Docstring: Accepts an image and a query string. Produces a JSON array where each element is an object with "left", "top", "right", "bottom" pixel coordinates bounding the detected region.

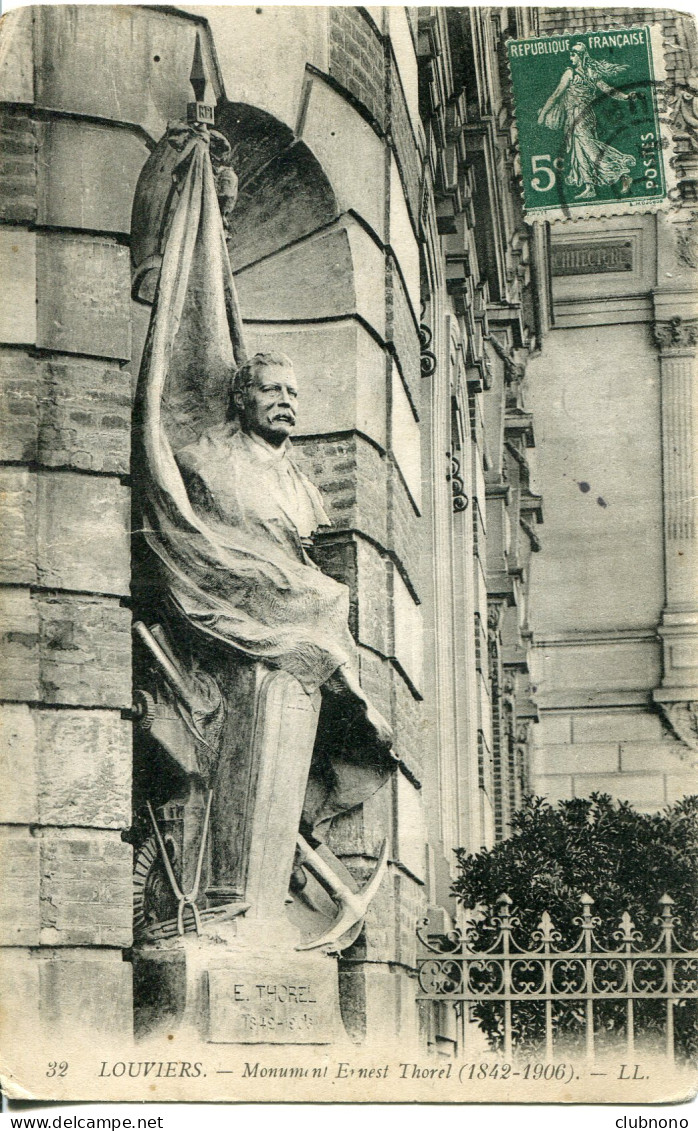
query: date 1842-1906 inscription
[{"left": 207, "top": 966, "right": 336, "bottom": 1044}]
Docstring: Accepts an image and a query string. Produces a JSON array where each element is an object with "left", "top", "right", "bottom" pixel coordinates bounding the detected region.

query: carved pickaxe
[{"left": 294, "top": 835, "right": 388, "bottom": 953}]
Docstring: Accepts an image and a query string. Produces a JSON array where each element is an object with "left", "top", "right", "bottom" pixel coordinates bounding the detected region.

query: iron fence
[{"left": 416, "top": 894, "right": 698, "bottom": 1062}]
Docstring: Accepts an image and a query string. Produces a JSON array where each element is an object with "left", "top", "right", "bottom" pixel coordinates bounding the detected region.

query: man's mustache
[{"left": 270, "top": 411, "right": 295, "bottom": 424}]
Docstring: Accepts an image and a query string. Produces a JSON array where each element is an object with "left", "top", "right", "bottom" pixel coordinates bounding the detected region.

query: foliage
[{"left": 452, "top": 793, "right": 698, "bottom": 1059}]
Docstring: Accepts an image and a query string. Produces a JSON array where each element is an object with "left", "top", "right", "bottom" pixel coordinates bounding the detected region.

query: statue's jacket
[{"left": 167, "top": 422, "right": 355, "bottom": 693}]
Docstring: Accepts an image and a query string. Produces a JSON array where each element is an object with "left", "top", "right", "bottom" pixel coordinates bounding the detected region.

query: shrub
[{"left": 452, "top": 793, "right": 698, "bottom": 1059}]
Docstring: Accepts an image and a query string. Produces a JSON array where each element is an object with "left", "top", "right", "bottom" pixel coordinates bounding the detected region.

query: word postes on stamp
[{"left": 508, "top": 27, "right": 667, "bottom": 218}]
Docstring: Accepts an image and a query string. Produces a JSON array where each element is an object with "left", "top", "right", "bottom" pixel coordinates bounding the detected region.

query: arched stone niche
[
  {"left": 131, "top": 98, "right": 388, "bottom": 449},
  {"left": 215, "top": 101, "right": 338, "bottom": 273}
]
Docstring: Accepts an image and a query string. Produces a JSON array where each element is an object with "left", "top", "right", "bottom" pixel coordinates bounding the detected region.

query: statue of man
[
  {"left": 132, "top": 128, "right": 394, "bottom": 934},
  {"left": 170, "top": 350, "right": 393, "bottom": 833}
]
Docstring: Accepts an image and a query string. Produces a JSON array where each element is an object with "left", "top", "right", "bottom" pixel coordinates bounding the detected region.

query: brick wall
[
  {"left": 294, "top": 433, "right": 389, "bottom": 550},
  {"left": 0, "top": 108, "right": 37, "bottom": 223},
  {"left": 389, "top": 62, "right": 422, "bottom": 230},
  {"left": 329, "top": 7, "right": 386, "bottom": 132},
  {"left": 536, "top": 8, "right": 695, "bottom": 86}
]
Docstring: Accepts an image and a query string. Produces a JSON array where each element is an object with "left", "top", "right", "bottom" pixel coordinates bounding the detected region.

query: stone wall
[
  {"left": 0, "top": 1, "right": 227, "bottom": 1046},
  {"left": 527, "top": 8, "right": 698, "bottom": 807},
  {"left": 0, "top": 2, "right": 434, "bottom": 1049}
]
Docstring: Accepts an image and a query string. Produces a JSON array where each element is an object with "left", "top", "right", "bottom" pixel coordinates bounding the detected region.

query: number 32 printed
[{"left": 46, "top": 1061, "right": 69, "bottom": 1077}]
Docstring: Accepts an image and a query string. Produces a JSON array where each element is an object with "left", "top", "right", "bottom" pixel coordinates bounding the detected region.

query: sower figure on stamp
[
  {"left": 131, "top": 99, "right": 395, "bottom": 955},
  {"left": 538, "top": 42, "right": 637, "bottom": 199}
]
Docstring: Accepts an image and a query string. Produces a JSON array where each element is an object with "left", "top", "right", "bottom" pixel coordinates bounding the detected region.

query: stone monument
[{"left": 128, "top": 41, "right": 396, "bottom": 1044}]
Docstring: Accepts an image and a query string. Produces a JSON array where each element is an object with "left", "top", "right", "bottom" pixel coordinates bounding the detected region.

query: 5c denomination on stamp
[{"left": 508, "top": 26, "right": 670, "bottom": 219}]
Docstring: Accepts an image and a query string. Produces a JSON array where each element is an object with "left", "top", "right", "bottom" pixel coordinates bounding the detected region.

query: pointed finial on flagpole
[{"left": 187, "top": 32, "right": 215, "bottom": 126}]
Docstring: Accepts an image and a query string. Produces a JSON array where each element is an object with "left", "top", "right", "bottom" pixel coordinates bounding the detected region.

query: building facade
[{"left": 0, "top": 4, "right": 695, "bottom": 1056}]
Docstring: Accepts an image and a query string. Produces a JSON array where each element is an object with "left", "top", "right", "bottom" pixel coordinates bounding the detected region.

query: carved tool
[
  {"left": 147, "top": 790, "right": 213, "bottom": 936},
  {"left": 294, "top": 835, "right": 388, "bottom": 953}
]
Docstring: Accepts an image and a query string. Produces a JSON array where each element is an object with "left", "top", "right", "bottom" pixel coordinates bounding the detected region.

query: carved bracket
[
  {"left": 446, "top": 452, "right": 468, "bottom": 512},
  {"left": 419, "top": 321, "right": 437, "bottom": 378},
  {"left": 658, "top": 700, "right": 698, "bottom": 760}
]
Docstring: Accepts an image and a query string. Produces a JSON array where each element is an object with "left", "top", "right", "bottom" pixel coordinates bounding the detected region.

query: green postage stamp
[{"left": 508, "top": 26, "right": 670, "bottom": 218}]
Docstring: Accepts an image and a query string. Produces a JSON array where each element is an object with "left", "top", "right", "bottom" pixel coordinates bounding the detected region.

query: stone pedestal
[
  {"left": 134, "top": 935, "right": 341, "bottom": 1044},
  {"left": 133, "top": 662, "right": 343, "bottom": 1043}
]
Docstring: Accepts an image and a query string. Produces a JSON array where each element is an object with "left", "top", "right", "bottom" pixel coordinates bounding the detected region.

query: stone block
[
  {"left": 37, "top": 233, "right": 130, "bottom": 360},
  {"left": 302, "top": 75, "right": 386, "bottom": 240},
  {"left": 389, "top": 457, "right": 423, "bottom": 593},
  {"left": 36, "top": 472, "right": 130, "bottom": 596},
  {"left": 0, "top": 6, "right": 33, "bottom": 103},
  {"left": 526, "top": 323, "right": 663, "bottom": 637},
  {"left": 535, "top": 712, "right": 573, "bottom": 745},
  {"left": 238, "top": 218, "right": 386, "bottom": 339},
  {"left": 363, "top": 965, "right": 403, "bottom": 1042},
  {"left": 35, "top": 7, "right": 219, "bottom": 138},
  {"left": 39, "top": 831, "right": 132, "bottom": 947},
  {"left": 37, "top": 709, "right": 131, "bottom": 828},
  {"left": 392, "top": 565, "right": 423, "bottom": 692},
  {"left": 531, "top": 773, "right": 574, "bottom": 804},
  {"left": 391, "top": 362, "right": 421, "bottom": 509},
  {"left": 38, "top": 119, "right": 148, "bottom": 234},
  {"left": 39, "top": 950, "right": 133, "bottom": 1037},
  {"left": 0, "top": 108, "right": 37, "bottom": 222},
  {"left": 37, "top": 593, "right": 132, "bottom": 709},
  {"left": 620, "top": 741, "right": 691, "bottom": 773},
  {"left": 572, "top": 772, "right": 663, "bottom": 808},
  {"left": 536, "top": 742, "right": 620, "bottom": 775},
  {"left": 0, "top": 349, "right": 39, "bottom": 462},
  {"left": 572, "top": 710, "right": 664, "bottom": 744},
  {"left": 294, "top": 435, "right": 389, "bottom": 558},
  {"left": 0, "top": 587, "right": 40, "bottom": 701},
  {"left": 388, "top": 7, "right": 419, "bottom": 131},
  {"left": 665, "top": 771, "right": 698, "bottom": 804},
  {"left": 389, "top": 266, "right": 420, "bottom": 399},
  {"left": 394, "top": 867, "right": 426, "bottom": 972},
  {"left": 393, "top": 670, "right": 424, "bottom": 775},
  {"left": 0, "top": 951, "right": 40, "bottom": 1055},
  {"left": 390, "top": 156, "right": 420, "bottom": 316},
  {"left": 357, "top": 644, "right": 392, "bottom": 723},
  {"left": 356, "top": 538, "right": 389, "bottom": 657},
  {"left": 0, "top": 827, "right": 40, "bottom": 945},
  {"left": 395, "top": 772, "right": 426, "bottom": 882},
  {"left": 0, "top": 704, "right": 37, "bottom": 824},
  {"left": 531, "top": 637, "right": 661, "bottom": 699},
  {"left": 39, "top": 355, "right": 131, "bottom": 474},
  {"left": 0, "top": 466, "right": 36, "bottom": 584},
  {"left": 0, "top": 226, "right": 36, "bottom": 345},
  {"left": 207, "top": 7, "right": 328, "bottom": 136},
  {"left": 245, "top": 320, "right": 387, "bottom": 452}
]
